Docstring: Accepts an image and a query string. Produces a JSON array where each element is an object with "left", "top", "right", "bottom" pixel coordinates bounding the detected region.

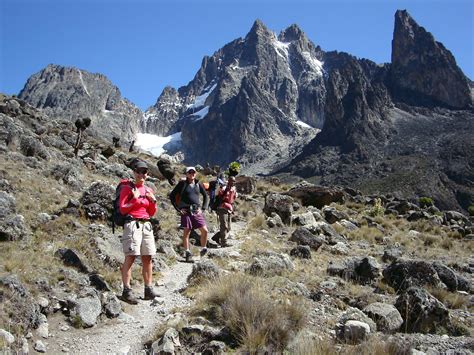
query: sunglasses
[{"left": 135, "top": 169, "right": 148, "bottom": 174}]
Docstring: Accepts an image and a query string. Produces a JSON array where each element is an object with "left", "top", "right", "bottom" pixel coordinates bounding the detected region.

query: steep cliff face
[
  {"left": 142, "top": 86, "right": 181, "bottom": 136},
  {"left": 283, "top": 11, "right": 473, "bottom": 211},
  {"left": 390, "top": 10, "right": 471, "bottom": 108},
  {"left": 144, "top": 20, "right": 327, "bottom": 172},
  {"left": 19, "top": 64, "right": 142, "bottom": 143}
]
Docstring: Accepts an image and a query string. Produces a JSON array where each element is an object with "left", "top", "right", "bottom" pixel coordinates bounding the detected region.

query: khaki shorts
[{"left": 122, "top": 220, "right": 156, "bottom": 256}]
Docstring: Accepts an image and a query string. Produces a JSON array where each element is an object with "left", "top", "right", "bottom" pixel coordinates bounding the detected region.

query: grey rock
[
  {"left": 363, "top": 302, "right": 403, "bottom": 333},
  {"left": 395, "top": 287, "right": 450, "bottom": 334},
  {"left": 247, "top": 251, "right": 294, "bottom": 276},
  {"left": 68, "top": 289, "right": 102, "bottom": 328},
  {"left": 263, "top": 193, "right": 294, "bottom": 225},
  {"left": 0, "top": 329, "right": 15, "bottom": 345},
  {"left": 383, "top": 259, "right": 443, "bottom": 292},
  {"left": 289, "top": 227, "right": 324, "bottom": 250},
  {"left": 34, "top": 340, "right": 47, "bottom": 353},
  {"left": 151, "top": 327, "right": 180, "bottom": 355},
  {"left": 187, "top": 260, "right": 221, "bottom": 285},
  {"left": 290, "top": 245, "right": 312, "bottom": 259},
  {"left": 102, "top": 292, "right": 122, "bottom": 318}
]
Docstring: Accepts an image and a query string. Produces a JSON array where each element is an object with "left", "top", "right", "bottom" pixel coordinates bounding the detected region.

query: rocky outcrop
[
  {"left": 143, "top": 86, "right": 181, "bottom": 136},
  {"left": 390, "top": 10, "right": 471, "bottom": 108},
  {"left": 282, "top": 11, "right": 473, "bottom": 212},
  {"left": 18, "top": 64, "right": 142, "bottom": 143},
  {"left": 144, "top": 20, "right": 323, "bottom": 172}
]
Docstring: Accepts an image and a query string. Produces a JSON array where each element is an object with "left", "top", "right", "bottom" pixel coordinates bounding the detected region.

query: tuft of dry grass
[
  {"left": 291, "top": 334, "right": 410, "bottom": 355},
  {"left": 346, "top": 225, "right": 384, "bottom": 244},
  {"left": 194, "top": 273, "right": 307, "bottom": 352},
  {"left": 426, "top": 286, "right": 471, "bottom": 309}
]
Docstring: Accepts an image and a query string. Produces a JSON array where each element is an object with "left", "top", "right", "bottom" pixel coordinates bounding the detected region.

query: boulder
[
  {"left": 382, "top": 259, "right": 443, "bottom": 292},
  {"left": 263, "top": 193, "right": 294, "bottom": 225},
  {"left": 289, "top": 227, "right": 324, "bottom": 251},
  {"left": 187, "top": 260, "right": 221, "bottom": 285},
  {"left": 363, "top": 302, "right": 403, "bottom": 333},
  {"left": 285, "top": 184, "right": 344, "bottom": 208},
  {"left": 247, "top": 251, "right": 294, "bottom": 277},
  {"left": 395, "top": 287, "right": 450, "bottom": 334}
]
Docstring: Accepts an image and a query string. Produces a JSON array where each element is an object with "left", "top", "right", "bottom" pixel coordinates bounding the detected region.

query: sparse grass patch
[
  {"left": 247, "top": 214, "right": 267, "bottom": 231},
  {"left": 375, "top": 279, "right": 396, "bottom": 295},
  {"left": 346, "top": 225, "right": 383, "bottom": 244},
  {"left": 194, "top": 273, "right": 307, "bottom": 352},
  {"left": 426, "top": 286, "right": 470, "bottom": 309}
]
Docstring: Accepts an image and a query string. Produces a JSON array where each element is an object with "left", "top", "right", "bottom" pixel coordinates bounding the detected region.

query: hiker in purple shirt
[{"left": 169, "top": 167, "right": 209, "bottom": 262}]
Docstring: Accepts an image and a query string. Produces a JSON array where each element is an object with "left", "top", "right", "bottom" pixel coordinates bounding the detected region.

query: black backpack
[
  {"left": 208, "top": 180, "right": 221, "bottom": 211},
  {"left": 112, "top": 179, "right": 134, "bottom": 234}
]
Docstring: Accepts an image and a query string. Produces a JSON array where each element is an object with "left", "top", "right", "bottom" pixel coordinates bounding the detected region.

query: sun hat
[
  {"left": 186, "top": 166, "right": 196, "bottom": 173},
  {"left": 134, "top": 160, "right": 148, "bottom": 170}
]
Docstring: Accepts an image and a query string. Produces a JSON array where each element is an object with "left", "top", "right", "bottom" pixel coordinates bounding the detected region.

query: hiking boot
[
  {"left": 121, "top": 287, "right": 138, "bottom": 305},
  {"left": 220, "top": 238, "right": 228, "bottom": 247},
  {"left": 185, "top": 250, "right": 193, "bottom": 263},
  {"left": 144, "top": 286, "right": 159, "bottom": 300},
  {"left": 200, "top": 247, "right": 208, "bottom": 258},
  {"left": 211, "top": 233, "right": 220, "bottom": 243}
]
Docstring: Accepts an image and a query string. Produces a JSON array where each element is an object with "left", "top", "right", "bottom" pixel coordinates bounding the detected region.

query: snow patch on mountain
[{"left": 135, "top": 132, "right": 182, "bottom": 156}]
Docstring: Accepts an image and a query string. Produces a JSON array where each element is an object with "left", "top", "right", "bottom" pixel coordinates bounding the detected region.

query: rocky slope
[
  {"left": 0, "top": 95, "right": 473, "bottom": 354},
  {"left": 18, "top": 64, "right": 142, "bottom": 144}
]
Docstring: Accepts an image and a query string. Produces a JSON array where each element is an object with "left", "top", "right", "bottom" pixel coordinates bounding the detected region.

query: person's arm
[
  {"left": 119, "top": 184, "right": 139, "bottom": 215},
  {"left": 145, "top": 187, "right": 157, "bottom": 217},
  {"left": 199, "top": 183, "right": 209, "bottom": 210},
  {"left": 169, "top": 181, "right": 182, "bottom": 212}
]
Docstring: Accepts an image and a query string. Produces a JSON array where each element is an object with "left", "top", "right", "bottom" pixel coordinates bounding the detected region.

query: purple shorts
[{"left": 181, "top": 211, "right": 207, "bottom": 230}]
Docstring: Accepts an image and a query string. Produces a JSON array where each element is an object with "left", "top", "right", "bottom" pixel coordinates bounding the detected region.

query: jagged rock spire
[{"left": 391, "top": 10, "right": 471, "bottom": 108}]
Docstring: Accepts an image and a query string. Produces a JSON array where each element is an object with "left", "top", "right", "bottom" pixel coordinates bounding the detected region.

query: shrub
[
  {"left": 419, "top": 197, "right": 434, "bottom": 208},
  {"left": 368, "top": 198, "right": 384, "bottom": 217},
  {"left": 468, "top": 205, "right": 474, "bottom": 216},
  {"left": 197, "top": 274, "right": 306, "bottom": 352}
]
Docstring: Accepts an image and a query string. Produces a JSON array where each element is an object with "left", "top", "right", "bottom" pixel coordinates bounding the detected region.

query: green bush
[
  {"left": 368, "top": 198, "right": 385, "bottom": 217},
  {"left": 419, "top": 197, "right": 434, "bottom": 208},
  {"left": 468, "top": 205, "right": 474, "bottom": 216},
  {"left": 228, "top": 161, "right": 241, "bottom": 177}
]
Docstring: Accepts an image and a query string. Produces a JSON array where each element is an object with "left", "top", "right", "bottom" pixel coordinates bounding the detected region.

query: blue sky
[{"left": 1, "top": 0, "right": 472, "bottom": 110}]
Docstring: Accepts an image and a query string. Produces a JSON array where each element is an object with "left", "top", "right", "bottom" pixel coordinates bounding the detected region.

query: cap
[
  {"left": 186, "top": 166, "right": 196, "bottom": 173},
  {"left": 134, "top": 160, "right": 148, "bottom": 170}
]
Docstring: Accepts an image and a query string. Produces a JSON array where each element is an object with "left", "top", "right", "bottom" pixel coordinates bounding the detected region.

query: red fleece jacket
[{"left": 119, "top": 183, "right": 156, "bottom": 219}]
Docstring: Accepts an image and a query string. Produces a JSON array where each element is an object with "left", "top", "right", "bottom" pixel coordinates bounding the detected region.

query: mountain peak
[
  {"left": 279, "top": 24, "right": 305, "bottom": 42},
  {"left": 391, "top": 9, "right": 471, "bottom": 108},
  {"left": 246, "top": 19, "right": 273, "bottom": 41}
]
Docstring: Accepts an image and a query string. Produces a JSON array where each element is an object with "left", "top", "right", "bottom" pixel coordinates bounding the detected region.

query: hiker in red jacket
[
  {"left": 215, "top": 176, "right": 238, "bottom": 247},
  {"left": 119, "top": 160, "right": 159, "bottom": 304}
]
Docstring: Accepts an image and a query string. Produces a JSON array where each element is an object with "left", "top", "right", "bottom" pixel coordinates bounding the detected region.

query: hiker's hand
[
  {"left": 146, "top": 192, "right": 156, "bottom": 203},
  {"left": 132, "top": 188, "right": 140, "bottom": 199}
]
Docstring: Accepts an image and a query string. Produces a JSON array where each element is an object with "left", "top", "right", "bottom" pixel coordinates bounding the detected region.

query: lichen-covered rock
[{"left": 395, "top": 287, "right": 450, "bottom": 334}]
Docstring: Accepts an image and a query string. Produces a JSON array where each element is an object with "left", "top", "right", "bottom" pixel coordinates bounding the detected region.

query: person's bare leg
[
  {"left": 141, "top": 255, "right": 153, "bottom": 286},
  {"left": 199, "top": 226, "right": 208, "bottom": 247},
  {"left": 121, "top": 255, "right": 136, "bottom": 288},
  {"left": 183, "top": 228, "right": 191, "bottom": 250}
]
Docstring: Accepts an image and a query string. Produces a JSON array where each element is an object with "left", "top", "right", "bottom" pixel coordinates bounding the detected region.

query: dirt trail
[{"left": 44, "top": 220, "right": 247, "bottom": 354}]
